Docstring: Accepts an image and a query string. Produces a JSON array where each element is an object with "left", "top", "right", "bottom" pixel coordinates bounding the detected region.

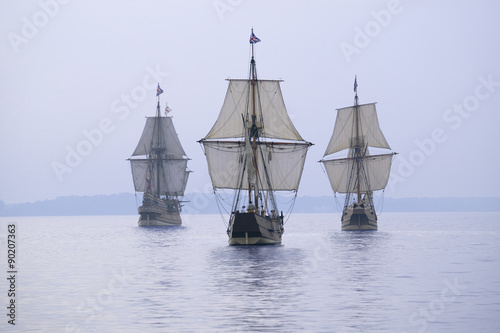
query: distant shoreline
[{"left": 1, "top": 193, "right": 499, "bottom": 217}]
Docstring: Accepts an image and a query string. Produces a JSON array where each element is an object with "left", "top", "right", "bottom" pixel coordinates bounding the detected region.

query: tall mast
[
  {"left": 354, "top": 76, "right": 361, "bottom": 204},
  {"left": 251, "top": 28, "right": 255, "bottom": 59},
  {"left": 155, "top": 84, "right": 163, "bottom": 197},
  {"left": 249, "top": 29, "right": 260, "bottom": 209}
]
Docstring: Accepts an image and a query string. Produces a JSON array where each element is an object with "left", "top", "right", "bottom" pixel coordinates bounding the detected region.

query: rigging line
[
  {"left": 358, "top": 145, "right": 376, "bottom": 210},
  {"left": 232, "top": 116, "right": 249, "bottom": 211},
  {"left": 213, "top": 190, "right": 229, "bottom": 228},
  {"left": 134, "top": 192, "right": 141, "bottom": 209},
  {"left": 319, "top": 161, "right": 343, "bottom": 213},
  {"left": 257, "top": 141, "right": 278, "bottom": 212},
  {"left": 275, "top": 193, "right": 296, "bottom": 205},
  {"left": 344, "top": 150, "right": 358, "bottom": 208},
  {"left": 215, "top": 192, "right": 231, "bottom": 215},
  {"left": 376, "top": 190, "right": 386, "bottom": 216},
  {"left": 283, "top": 192, "right": 298, "bottom": 225},
  {"left": 333, "top": 192, "right": 343, "bottom": 213},
  {"left": 354, "top": 157, "right": 374, "bottom": 212}
]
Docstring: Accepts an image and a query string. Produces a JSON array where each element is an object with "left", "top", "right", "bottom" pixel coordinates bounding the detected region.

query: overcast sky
[{"left": 1, "top": 0, "right": 499, "bottom": 204}]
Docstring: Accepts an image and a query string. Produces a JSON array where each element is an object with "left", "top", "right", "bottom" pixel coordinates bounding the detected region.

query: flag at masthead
[{"left": 249, "top": 29, "right": 261, "bottom": 44}]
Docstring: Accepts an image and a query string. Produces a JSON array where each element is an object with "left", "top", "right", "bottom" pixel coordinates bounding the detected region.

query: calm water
[{"left": 0, "top": 212, "right": 499, "bottom": 332}]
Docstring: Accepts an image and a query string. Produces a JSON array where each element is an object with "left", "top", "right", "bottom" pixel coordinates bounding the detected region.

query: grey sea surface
[{"left": 0, "top": 212, "right": 499, "bottom": 332}]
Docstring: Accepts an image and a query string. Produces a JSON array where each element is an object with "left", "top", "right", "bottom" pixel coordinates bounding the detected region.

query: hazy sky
[{"left": 1, "top": 0, "right": 499, "bottom": 204}]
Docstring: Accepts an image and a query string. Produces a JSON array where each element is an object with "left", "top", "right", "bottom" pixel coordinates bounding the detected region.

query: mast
[
  {"left": 155, "top": 84, "right": 163, "bottom": 197},
  {"left": 250, "top": 28, "right": 259, "bottom": 209},
  {"left": 354, "top": 75, "right": 361, "bottom": 203}
]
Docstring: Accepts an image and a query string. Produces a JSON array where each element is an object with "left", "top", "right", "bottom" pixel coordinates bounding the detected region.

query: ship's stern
[{"left": 228, "top": 212, "right": 283, "bottom": 245}]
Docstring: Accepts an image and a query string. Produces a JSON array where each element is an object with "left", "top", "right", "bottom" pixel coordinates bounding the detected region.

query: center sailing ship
[
  {"left": 128, "top": 85, "right": 190, "bottom": 226},
  {"left": 199, "top": 30, "right": 312, "bottom": 245},
  {"left": 320, "top": 77, "right": 396, "bottom": 230}
]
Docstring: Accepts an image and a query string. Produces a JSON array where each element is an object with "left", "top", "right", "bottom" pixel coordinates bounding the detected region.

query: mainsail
[
  {"left": 130, "top": 159, "right": 188, "bottom": 195},
  {"left": 322, "top": 151, "right": 394, "bottom": 194},
  {"left": 202, "top": 141, "right": 309, "bottom": 191}
]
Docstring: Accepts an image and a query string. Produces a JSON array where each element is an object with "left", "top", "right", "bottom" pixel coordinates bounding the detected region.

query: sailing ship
[
  {"left": 199, "top": 30, "right": 312, "bottom": 245},
  {"left": 320, "top": 77, "right": 396, "bottom": 230},
  {"left": 128, "top": 85, "right": 190, "bottom": 226}
]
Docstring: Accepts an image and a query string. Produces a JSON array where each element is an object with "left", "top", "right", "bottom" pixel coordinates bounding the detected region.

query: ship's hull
[
  {"left": 341, "top": 203, "right": 377, "bottom": 230},
  {"left": 137, "top": 194, "right": 182, "bottom": 226},
  {"left": 138, "top": 207, "right": 182, "bottom": 226},
  {"left": 228, "top": 212, "right": 283, "bottom": 245}
]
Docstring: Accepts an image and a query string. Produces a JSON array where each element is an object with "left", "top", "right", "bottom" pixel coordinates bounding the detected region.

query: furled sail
[
  {"left": 323, "top": 103, "right": 390, "bottom": 156},
  {"left": 132, "top": 117, "right": 186, "bottom": 157},
  {"left": 130, "top": 159, "right": 189, "bottom": 196},
  {"left": 203, "top": 80, "right": 303, "bottom": 141},
  {"left": 322, "top": 153, "right": 394, "bottom": 193},
  {"left": 202, "top": 141, "right": 309, "bottom": 191}
]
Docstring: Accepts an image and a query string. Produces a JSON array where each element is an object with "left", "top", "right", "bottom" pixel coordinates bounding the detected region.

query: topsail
[
  {"left": 204, "top": 80, "right": 304, "bottom": 141},
  {"left": 324, "top": 103, "right": 390, "bottom": 156},
  {"left": 132, "top": 117, "right": 186, "bottom": 158}
]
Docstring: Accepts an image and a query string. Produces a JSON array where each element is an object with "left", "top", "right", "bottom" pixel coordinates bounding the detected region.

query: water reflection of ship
[{"left": 205, "top": 246, "right": 307, "bottom": 331}]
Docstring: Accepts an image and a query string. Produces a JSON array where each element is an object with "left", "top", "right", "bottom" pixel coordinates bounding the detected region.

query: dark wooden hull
[
  {"left": 138, "top": 208, "right": 182, "bottom": 226},
  {"left": 228, "top": 212, "right": 283, "bottom": 245},
  {"left": 341, "top": 203, "right": 377, "bottom": 230},
  {"left": 138, "top": 194, "right": 182, "bottom": 226}
]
